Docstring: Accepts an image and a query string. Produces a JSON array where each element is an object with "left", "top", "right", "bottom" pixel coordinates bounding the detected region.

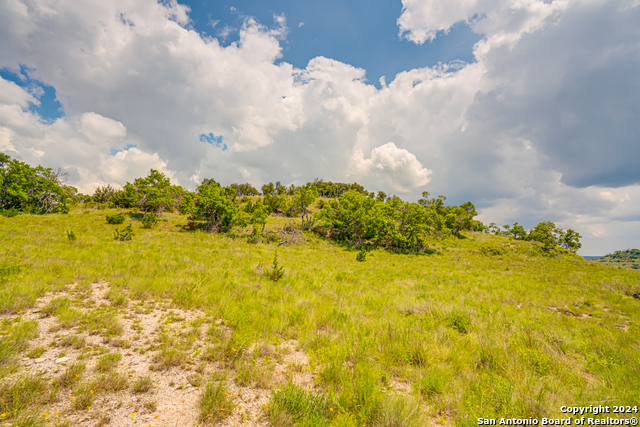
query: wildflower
[
  {"left": 131, "top": 413, "right": 136, "bottom": 418},
  {"left": 90, "top": 389, "right": 94, "bottom": 394},
  {"left": 88, "top": 406, "right": 92, "bottom": 410},
  {"left": 45, "top": 412, "right": 49, "bottom": 418},
  {"left": 154, "top": 415, "right": 160, "bottom": 419}
]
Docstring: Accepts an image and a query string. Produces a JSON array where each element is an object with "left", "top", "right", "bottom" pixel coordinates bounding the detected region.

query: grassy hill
[
  {"left": 590, "top": 249, "right": 640, "bottom": 270},
  {"left": 1, "top": 208, "right": 639, "bottom": 427}
]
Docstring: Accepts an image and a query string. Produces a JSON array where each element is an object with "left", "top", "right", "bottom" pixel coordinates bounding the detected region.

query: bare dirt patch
[{"left": 1, "top": 282, "right": 316, "bottom": 427}]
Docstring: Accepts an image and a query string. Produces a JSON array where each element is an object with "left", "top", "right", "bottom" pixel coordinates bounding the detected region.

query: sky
[{"left": 0, "top": 0, "right": 639, "bottom": 255}]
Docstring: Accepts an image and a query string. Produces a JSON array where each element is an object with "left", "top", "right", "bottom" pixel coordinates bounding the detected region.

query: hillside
[
  {"left": 1, "top": 208, "right": 639, "bottom": 427},
  {"left": 590, "top": 249, "right": 640, "bottom": 270}
]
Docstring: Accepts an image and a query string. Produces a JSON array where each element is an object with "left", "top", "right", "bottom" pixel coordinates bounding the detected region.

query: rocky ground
[{"left": 1, "top": 282, "right": 318, "bottom": 427}]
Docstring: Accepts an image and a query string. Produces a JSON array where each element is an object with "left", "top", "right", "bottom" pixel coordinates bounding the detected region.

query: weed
[
  {"left": 72, "top": 384, "right": 95, "bottom": 410},
  {"left": 445, "top": 310, "right": 472, "bottom": 333},
  {"left": 91, "top": 373, "right": 129, "bottom": 392},
  {"left": 155, "top": 332, "right": 186, "bottom": 369},
  {"left": 235, "top": 357, "right": 274, "bottom": 388},
  {"left": 416, "top": 368, "right": 446, "bottom": 397},
  {"left": 52, "top": 362, "right": 85, "bottom": 389},
  {"left": 96, "top": 353, "right": 121, "bottom": 372},
  {"left": 132, "top": 375, "right": 153, "bottom": 393},
  {"left": 66, "top": 230, "right": 77, "bottom": 241},
  {"left": 114, "top": 224, "right": 135, "bottom": 241},
  {"left": 0, "top": 375, "right": 47, "bottom": 419},
  {"left": 106, "top": 213, "right": 126, "bottom": 224},
  {"left": 56, "top": 334, "right": 86, "bottom": 349},
  {"left": 144, "top": 400, "right": 158, "bottom": 411},
  {"left": 199, "top": 380, "right": 234, "bottom": 424},
  {"left": 96, "top": 414, "right": 110, "bottom": 426},
  {"left": 0, "top": 320, "right": 38, "bottom": 376},
  {"left": 27, "top": 346, "right": 46, "bottom": 359},
  {"left": 141, "top": 213, "right": 159, "bottom": 228},
  {"left": 82, "top": 308, "right": 122, "bottom": 337},
  {"left": 187, "top": 374, "right": 203, "bottom": 387},
  {"left": 267, "top": 383, "right": 334, "bottom": 427},
  {"left": 374, "top": 394, "right": 423, "bottom": 427}
]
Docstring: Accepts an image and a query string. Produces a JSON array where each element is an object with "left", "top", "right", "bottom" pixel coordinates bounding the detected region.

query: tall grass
[{"left": 1, "top": 208, "right": 639, "bottom": 423}]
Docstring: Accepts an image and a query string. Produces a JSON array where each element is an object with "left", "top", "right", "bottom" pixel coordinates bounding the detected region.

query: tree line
[{"left": 0, "top": 154, "right": 581, "bottom": 252}]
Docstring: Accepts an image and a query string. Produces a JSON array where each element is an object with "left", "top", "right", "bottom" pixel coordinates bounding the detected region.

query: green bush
[
  {"left": 66, "top": 230, "right": 77, "bottom": 241},
  {"left": 356, "top": 248, "right": 367, "bottom": 262},
  {"left": 141, "top": 213, "right": 159, "bottom": 229},
  {"left": 106, "top": 214, "right": 126, "bottom": 224},
  {"left": 0, "top": 208, "right": 20, "bottom": 217},
  {"left": 114, "top": 224, "right": 135, "bottom": 241}
]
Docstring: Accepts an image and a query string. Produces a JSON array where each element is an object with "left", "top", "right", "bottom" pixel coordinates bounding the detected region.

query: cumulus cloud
[
  {"left": 350, "top": 142, "right": 433, "bottom": 193},
  {"left": 0, "top": 0, "right": 639, "bottom": 254}
]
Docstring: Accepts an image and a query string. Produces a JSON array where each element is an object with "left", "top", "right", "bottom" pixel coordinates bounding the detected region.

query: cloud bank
[{"left": 1, "top": 0, "right": 639, "bottom": 254}]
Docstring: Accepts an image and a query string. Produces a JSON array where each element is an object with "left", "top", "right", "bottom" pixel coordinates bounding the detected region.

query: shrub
[
  {"left": 106, "top": 213, "right": 126, "bottom": 224},
  {"left": 356, "top": 248, "right": 367, "bottom": 262},
  {"left": 66, "top": 230, "right": 77, "bottom": 241},
  {"left": 445, "top": 311, "right": 472, "bottom": 333},
  {"left": 141, "top": 213, "right": 159, "bottom": 229},
  {"left": 0, "top": 208, "right": 20, "bottom": 217},
  {"left": 114, "top": 224, "right": 134, "bottom": 241},
  {"left": 265, "top": 250, "right": 284, "bottom": 282}
]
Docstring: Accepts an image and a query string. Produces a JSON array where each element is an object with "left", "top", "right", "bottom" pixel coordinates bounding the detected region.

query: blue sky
[
  {"left": 182, "top": 0, "right": 481, "bottom": 87},
  {"left": 0, "top": 65, "right": 64, "bottom": 122},
  {"left": 1, "top": 0, "right": 639, "bottom": 255}
]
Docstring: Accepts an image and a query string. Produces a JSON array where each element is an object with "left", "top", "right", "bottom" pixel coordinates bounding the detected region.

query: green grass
[
  {"left": 132, "top": 375, "right": 153, "bottom": 393},
  {"left": 267, "top": 383, "right": 335, "bottom": 427},
  {"left": 1, "top": 208, "right": 639, "bottom": 424},
  {"left": 95, "top": 353, "right": 121, "bottom": 372},
  {"left": 0, "top": 375, "right": 48, "bottom": 423},
  {"left": 0, "top": 319, "right": 38, "bottom": 377},
  {"left": 52, "top": 362, "right": 85, "bottom": 389},
  {"left": 198, "top": 379, "right": 234, "bottom": 424}
]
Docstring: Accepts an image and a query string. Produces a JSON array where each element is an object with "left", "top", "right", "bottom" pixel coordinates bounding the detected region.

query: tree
[
  {"left": 444, "top": 202, "right": 477, "bottom": 237},
  {"left": 558, "top": 228, "right": 582, "bottom": 252},
  {"left": 292, "top": 186, "right": 318, "bottom": 229},
  {"left": 0, "top": 153, "right": 72, "bottom": 214},
  {"left": 509, "top": 222, "right": 527, "bottom": 240},
  {"left": 245, "top": 198, "right": 269, "bottom": 233},
  {"left": 527, "top": 221, "right": 558, "bottom": 251},
  {"left": 181, "top": 179, "right": 242, "bottom": 232},
  {"left": 93, "top": 184, "right": 116, "bottom": 203},
  {"left": 314, "top": 190, "right": 393, "bottom": 247},
  {"left": 123, "top": 169, "right": 183, "bottom": 215},
  {"left": 230, "top": 183, "right": 259, "bottom": 197}
]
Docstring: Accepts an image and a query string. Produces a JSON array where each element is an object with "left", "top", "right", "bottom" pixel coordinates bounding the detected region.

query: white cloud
[
  {"left": 0, "top": 0, "right": 638, "bottom": 253},
  {"left": 350, "top": 142, "right": 433, "bottom": 192},
  {"left": 397, "top": 0, "right": 571, "bottom": 46}
]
